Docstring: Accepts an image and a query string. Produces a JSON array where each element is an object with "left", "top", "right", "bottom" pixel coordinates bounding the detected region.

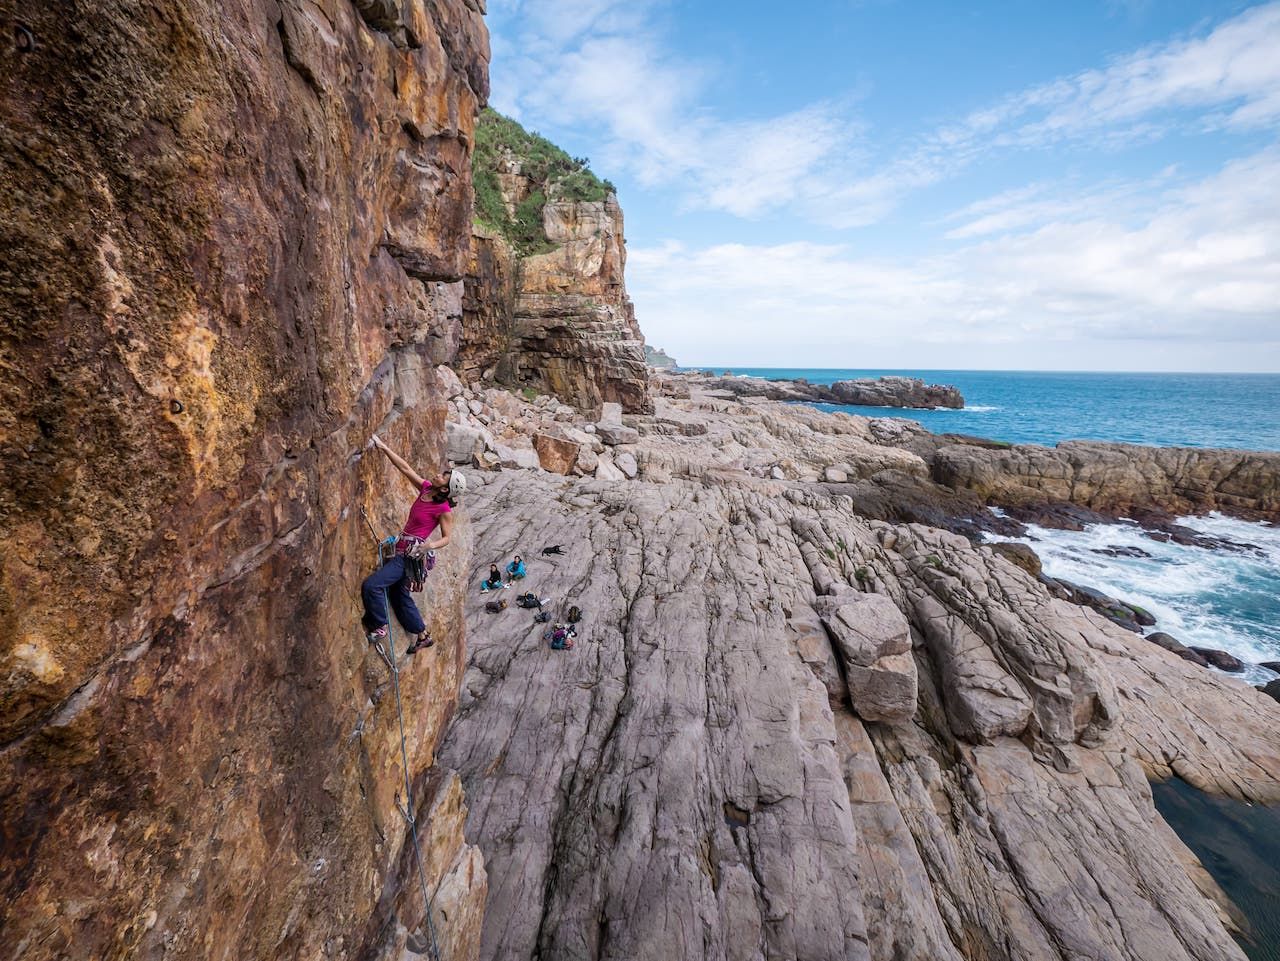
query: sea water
[
  {"left": 999, "top": 512, "right": 1280, "bottom": 684},
  {"left": 712, "top": 368, "right": 1280, "bottom": 676},
  {"left": 723, "top": 368, "right": 1280, "bottom": 450}
]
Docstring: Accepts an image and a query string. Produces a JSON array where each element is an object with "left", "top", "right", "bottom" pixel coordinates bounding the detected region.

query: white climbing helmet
[{"left": 448, "top": 469, "right": 467, "bottom": 498}]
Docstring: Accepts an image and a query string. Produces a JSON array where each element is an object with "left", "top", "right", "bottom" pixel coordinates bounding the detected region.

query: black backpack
[
  {"left": 516, "top": 592, "right": 540, "bottom": 609},
  {"left": 567, "top": 605, "right": 581, "bottom": 624}
]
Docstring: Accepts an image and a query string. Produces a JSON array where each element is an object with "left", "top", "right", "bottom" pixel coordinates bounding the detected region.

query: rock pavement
[{"left": 437, "top": 376, "right": 1280, "bottom": 960}]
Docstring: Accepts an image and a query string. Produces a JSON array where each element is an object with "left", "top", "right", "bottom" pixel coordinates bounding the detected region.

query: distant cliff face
[
  {"left": 459, "top": 111, "right": 651, "bottom": 413},
  {"left": 0, "top": 2, "right": 488, "bottom": 959}
]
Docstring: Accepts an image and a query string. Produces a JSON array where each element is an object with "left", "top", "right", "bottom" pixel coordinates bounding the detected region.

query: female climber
[
  {"left": 505, "top": 554, "right": 527, "bottom": 580},
  {"left": 361, "top": 434, "right": 466, "bottom": 654}
]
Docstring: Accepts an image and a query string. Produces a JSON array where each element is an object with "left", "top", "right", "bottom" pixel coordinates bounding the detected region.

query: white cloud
[
  {"left": 630, "top": 149, "right": 1280, "bottom": 369},
  {"left": 962, "top": 2, "right": 1280, "bottom": 147},
  {"left": 488, "top": 0, "right": 858, "bottom": 218},
  {"left": 492, "top": 2, "right": 1280, "bottom": 228}
]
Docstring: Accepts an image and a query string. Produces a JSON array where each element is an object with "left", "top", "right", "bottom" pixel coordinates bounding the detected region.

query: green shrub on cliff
[{"left": 472, "top": 107, "right": 613, "bottom": 255}]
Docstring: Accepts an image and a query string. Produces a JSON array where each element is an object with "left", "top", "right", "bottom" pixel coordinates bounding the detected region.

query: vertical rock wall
[
  {"left": 0, "top": 1, "right": 489, "bottom": 958},
  {"left": 461, "top": 195, "right": 651, "bottom": 414}
]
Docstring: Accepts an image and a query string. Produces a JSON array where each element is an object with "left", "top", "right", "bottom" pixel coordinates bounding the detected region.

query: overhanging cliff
[
  {"left": 458, "top": 109, "right": 651, "bottom": 414},
  {"left": 0, "top": 2, "right": 489, "bottom": 958}
]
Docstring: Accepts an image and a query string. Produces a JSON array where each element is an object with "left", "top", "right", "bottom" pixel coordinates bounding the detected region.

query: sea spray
[{"left": 998, "top": 512, "right": 1280, "bottom": 684}]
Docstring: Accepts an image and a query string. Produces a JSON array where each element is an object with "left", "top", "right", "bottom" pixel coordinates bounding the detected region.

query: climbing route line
[{"left": 362, "top": 508, "right": 445, "bottom": 961}]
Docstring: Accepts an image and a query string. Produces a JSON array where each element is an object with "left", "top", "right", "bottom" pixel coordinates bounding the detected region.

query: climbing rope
[{"left": 361, "top": 507, "right": 445, "bottom": 961}]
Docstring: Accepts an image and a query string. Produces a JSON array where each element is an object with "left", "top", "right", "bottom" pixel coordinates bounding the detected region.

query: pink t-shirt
[{"left": 402, "top": 483, "right": 451, "bottom": 540}]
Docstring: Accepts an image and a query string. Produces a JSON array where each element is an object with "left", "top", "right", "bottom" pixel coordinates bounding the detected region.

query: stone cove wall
[
  {"left": 436, "top": 372, "right": 1280, "bottom": 961},
  {"left": 0, "top": 2, "right": 489, "bottom": 959}
]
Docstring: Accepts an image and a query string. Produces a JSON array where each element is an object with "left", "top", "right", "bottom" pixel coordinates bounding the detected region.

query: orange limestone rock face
[{"left": 0, "top": 1, "right": 489, "bottom": 959}]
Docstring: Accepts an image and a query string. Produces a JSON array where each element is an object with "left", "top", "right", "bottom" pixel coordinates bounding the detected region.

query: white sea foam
[
  {"left": 996, "top": 513, "right": 1280, "bottom": 684},
  {"left": 963, "top": 405, "right": 1000, "bottom": 412}
]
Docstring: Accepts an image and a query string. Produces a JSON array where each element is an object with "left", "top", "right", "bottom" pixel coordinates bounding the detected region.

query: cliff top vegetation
[{"left": 472, "top": 107, "right": 615, "bottom": 255}]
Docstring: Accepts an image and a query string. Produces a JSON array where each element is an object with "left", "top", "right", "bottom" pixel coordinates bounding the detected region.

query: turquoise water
[
  {"left": 718, "top": 369, "right": 1280, "bottom": 451},
  {"left": 1152, "top": 779, "right": 1280, "bottom": 961}
]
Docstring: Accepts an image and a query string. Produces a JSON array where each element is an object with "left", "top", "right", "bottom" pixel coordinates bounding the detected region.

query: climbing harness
[{"left": 359, "top": 507, "right": 445, "bottom": 961}]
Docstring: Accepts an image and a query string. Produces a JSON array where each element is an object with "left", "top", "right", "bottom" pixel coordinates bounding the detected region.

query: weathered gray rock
[
  {"left": 814, "top": 592, "right": 917, "bottom": 722},
  {"left": 824, "top": 466, "right": 849, "bottom": 483},
  {"left": 439, "top": 462, "right": 1280, "bottom": 961},
  {"left": 594, "top": 456, "right": 625, "bottom": 482},
  {"left": 613, "top": 450, "right": 638, "bottom": 479},
  {"left": 446, "top": 420, "right": 485, "bottom": 464},
  {"left": 597, "top": 423, "right": 640, "bottom": 445},
  {"left": 574, "top": 445, "right": 599, "bottom": 475},
  {"left": 494, "top": 443, "right": 540, "bottom": 471}
]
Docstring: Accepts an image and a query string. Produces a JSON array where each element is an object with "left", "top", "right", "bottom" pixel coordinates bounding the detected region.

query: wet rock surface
[{"left": 438, "top": 379, "right": 1280, "bottom": 960}]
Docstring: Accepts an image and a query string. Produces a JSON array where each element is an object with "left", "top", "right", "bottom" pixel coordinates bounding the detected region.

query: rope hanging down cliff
[{"left": 360, "top": 507, "right": 445, "bottom": 961}]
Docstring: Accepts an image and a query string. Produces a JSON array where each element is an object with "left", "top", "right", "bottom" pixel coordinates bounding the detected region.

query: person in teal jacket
[{"left": 506, "top": 555, "right": 527, "bottom": 580}]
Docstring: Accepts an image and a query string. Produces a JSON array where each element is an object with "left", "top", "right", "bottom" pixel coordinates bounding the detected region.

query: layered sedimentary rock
[
  {"left": 438, "top": 376, "right": 1280, "bottom": 961},
  {"left": 0, "top": 2, "right": 489, "bottom": 958},
  {"left": 461, "top": 168, "right": 650, "bottom": 413},
  {"left": 932, "top": 440, "right": 1280, "bottom": 521}
]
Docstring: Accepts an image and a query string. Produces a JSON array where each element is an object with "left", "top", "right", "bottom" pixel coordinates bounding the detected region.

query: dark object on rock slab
[
  {"left": 989, "top": 542, "right": 1042, "bottom": 578},
  {"left": 1055, "top": 579, "right": 1153, "bottom": 632},
  {"left": 1146, "top": 632, "right": 1210, "bottom": 668},
  {"left": 1189, "top": 646, "right": 1245, "bottom": 673},
  {"left": 1038, "top": 574, "right": 1073, "bottom": 601},
  {"left": 1260, "top": 679, "right": 1280, "bottom": 704},
  {"left": 1129, "top": 605, "right": 1156, "bottom": 627}
]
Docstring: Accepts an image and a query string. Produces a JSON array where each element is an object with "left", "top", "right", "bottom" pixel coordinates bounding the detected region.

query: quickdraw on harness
[{"left": 359, "top": 507, "right": 445, "bottom": 961}]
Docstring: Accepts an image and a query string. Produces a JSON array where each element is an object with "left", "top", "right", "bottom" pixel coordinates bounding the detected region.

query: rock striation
[
  {"left": 932, "top": 440, "right": 1280, "bottom": 522},
  {"left": 459, "top": 113, "right": 650, "bottom": 414},
  {"left": 0, "top": 3, "right": 489, "bottom": 959},
  {"left": 436, "top": 374, "right": 1280, "bottom": 961}
]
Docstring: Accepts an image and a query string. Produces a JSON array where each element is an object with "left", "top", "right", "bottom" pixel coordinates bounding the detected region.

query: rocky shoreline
[
  {"left": 5, "top": 4, "right": 1278, "bottom": 957},
  {"left": 434, "top": 366, "right": 1280, "bottom": 960}
]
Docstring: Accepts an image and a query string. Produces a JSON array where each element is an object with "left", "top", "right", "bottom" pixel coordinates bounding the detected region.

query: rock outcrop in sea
[
  {"left": 686, "top": 370, "right": 966, "bottom": 409},
  {"left": 458, "top": 110, "right": 650, "bottom": 414}
]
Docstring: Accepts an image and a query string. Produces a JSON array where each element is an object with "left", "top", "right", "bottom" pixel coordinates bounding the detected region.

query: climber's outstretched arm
[{"left": 369, "top": 435, "right": 426, "bottom": 490}]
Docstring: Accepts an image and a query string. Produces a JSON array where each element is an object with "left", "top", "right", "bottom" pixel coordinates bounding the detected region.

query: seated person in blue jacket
[{"left": 506, "top": 554, "right": 527, "bottom": 580}]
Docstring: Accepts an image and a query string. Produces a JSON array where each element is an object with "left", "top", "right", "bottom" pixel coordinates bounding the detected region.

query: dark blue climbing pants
[{"left": 361, "top": 555, "right": 426, "bottom": 636}]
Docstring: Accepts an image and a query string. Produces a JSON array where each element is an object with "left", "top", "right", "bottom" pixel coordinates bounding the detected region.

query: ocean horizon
[{"left": 690, "top": 367, "right": 1280, "bottom": 452}]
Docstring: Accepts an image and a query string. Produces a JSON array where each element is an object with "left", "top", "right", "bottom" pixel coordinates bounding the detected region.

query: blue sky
[{"left": 486, "top": 1, "right": 1280, "bottom": 371}]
